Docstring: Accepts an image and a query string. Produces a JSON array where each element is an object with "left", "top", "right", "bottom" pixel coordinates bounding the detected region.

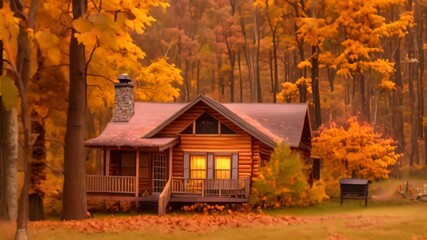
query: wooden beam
[
  {"left": 135, "top": 150, "right": 139, "bottom": 197},
  {"left": 169, "top": 147, "right": 173, "bottom": 179},
  {"left": 105, "top": 149, "right": 110, "bottom": 176}
]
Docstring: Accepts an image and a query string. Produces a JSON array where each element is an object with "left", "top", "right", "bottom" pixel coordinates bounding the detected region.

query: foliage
[
  {"left": 251, "top": 144, "right": 327, "bottom": 207},
  {"left": 87, "top": 200, "right": 135, "bottom": 213},
  {"left": 312, "top": 117, "right": 401, "bottom": 196},
  {"left": 180, "top": 203, "right": 254, "bottom": 215},
  {"left": 0, "top": 5, "right": 20, "bottom": 109},
  {"left": 135, "top": 58, "right": 183, "bottom": 102},
  {"left": 276, "top": 82, "right": 299, "bottom": 103}
]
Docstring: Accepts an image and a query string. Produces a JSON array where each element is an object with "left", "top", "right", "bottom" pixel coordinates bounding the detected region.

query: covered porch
[
  {"left": 86, "top": 175, "right": 250, "bottom": 215},
  {"left": 86, "top": 153, "right": 250, "bottom": 215}
]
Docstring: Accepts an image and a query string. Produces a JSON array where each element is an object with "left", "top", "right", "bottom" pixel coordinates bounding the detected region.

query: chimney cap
[{"left": 118, "top": 73, "right": 132, "bottom": 84}]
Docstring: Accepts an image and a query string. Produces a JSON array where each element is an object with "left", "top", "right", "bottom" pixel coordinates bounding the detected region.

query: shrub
[{"left": 250, "top": 144, "right": 327, "bottom": 207}]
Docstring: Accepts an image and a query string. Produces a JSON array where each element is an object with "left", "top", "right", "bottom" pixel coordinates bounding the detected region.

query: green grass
[
  {"left": 2, "top": 177, "right": 427, "bottom": 240},
  {"left": 21, "top": 200, "right": 427, "bottom": 240},
  {"left": 22, "top": 203, "right": 427, "bottom": 240}
]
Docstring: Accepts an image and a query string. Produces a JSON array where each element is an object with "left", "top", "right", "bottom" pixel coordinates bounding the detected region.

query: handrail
[
  {"left": 171, "top": 177, "right": 250, "bottom": 197},
  {"left": 86, "top": 175, "right": 136, "bottom": 194},
  {"left": 158, "top": 178, "right": 172, "bottom": 216}
]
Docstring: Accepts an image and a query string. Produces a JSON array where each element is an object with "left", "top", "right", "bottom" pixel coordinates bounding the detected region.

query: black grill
[{"left": 339, "top": 178, "right": 370, "bottom": 206}]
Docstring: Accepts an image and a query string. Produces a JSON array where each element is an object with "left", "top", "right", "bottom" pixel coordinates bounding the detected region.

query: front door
[
  {"left": 139, "top": 152, "right": 151, "bottom": 195},
  {"left": 152, "top": 153, "right": 167, "bottom": 193}
]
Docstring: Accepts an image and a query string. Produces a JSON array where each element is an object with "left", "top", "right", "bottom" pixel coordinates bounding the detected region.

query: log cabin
[{"left": 85, "top": 75, "right": 312, "bottom": 215}]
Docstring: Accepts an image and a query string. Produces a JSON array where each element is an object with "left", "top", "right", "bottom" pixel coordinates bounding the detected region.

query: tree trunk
[
  {"left": 196, "top": 60, "right": 200, "bottom": 95},
  {"left": 29, "top": 112, "right": 46, "bottom": 221},
  {"left": 239, "top": 14, "right": 253, "bottom": 102},
  {"left": 14, "top": 0, "right": 39, "bottom": 238},
  {"left": 269, "top": 50, "right": 274, "bottom": 101},
  {"left": 414, "top": 0, "right": 426, "bottom": 165},
  {"left": 414, "top": 0, "right": 425, "bottom": 140},
  {"left": 0, "top": 0, "right": 18, "bottom": 222},
  {"left": 0, "top": 104, "right": 18, "bottom": 222},
  {"left": 62, "top": 0, "right": 88, "bottom": 220},
  {"left": 311, "top": 46, "right": 321, "bottom": 129},
  {"left": 360, "top": 74, "right": 370, "bottom": 122},
  {"left": 392, "top": 39, "right": 405, "bottom": 154},
  {"left": 254, "top": 6, "right": 262, "bottom": 103},
  {"left": 237, "top": 49, "right": 243, "bottom": 102},
  {"left": 408, "top": 60, "right": 419, "bottom": 166}
]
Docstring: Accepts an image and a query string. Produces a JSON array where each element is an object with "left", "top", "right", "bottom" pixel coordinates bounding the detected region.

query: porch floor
[
  {"left": 87, "top": 193, "right": 248, "bottom": 203},
  {"left": 87, "top": 194, "right": 159, "bottom": 202}
]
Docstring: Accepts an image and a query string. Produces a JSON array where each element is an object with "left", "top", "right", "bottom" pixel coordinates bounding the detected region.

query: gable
[{"left": 154, "top": 101, "right": 245, "bottom": 137}]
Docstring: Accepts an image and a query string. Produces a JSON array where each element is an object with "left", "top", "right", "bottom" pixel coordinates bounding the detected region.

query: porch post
[
  {"left": 105, "top": 149, "right": 110, "bottom": 176},
  {"left": 135, "top": 150, "right": 139, "bottom": 197},
  {"left": 168, "top": 147, "right": 173, "bottom": 179}
]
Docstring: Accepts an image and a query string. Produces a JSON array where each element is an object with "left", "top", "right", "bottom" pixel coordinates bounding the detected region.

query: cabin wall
[
  {"left": 252, "top": 139, "right": 273, "bottom": 177},
  {"left": 172, "top": 135, "right": 252, "bottom": 179}
]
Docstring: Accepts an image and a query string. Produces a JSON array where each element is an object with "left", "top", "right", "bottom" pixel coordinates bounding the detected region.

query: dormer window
[{"left": 181, "top": 112, "right": 236, "bottom": 135}]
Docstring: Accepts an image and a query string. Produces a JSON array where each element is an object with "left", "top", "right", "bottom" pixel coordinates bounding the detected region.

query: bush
[{"left": 250, "top": 144, "right": 327, "bottom": 207}]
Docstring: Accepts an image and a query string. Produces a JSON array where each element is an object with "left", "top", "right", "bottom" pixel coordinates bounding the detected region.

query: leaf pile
[{"left": 30, "top": 213, "right": 305, "bottom": 234}]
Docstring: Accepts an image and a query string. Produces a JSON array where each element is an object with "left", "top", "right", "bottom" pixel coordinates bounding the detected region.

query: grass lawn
[{"left": 1, "top": 178, "right": 427, "bottom": 240}]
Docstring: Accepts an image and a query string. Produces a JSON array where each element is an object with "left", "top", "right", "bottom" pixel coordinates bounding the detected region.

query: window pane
[
  {"left": 215, "top": 156, "right": 231, "bottom": 179},
  {"left": 190, "top": 155, "right": 206, "bottom": 179},
  {"left": 220, "top": 123, "right": 236, "bottom": 134},
  {"left": 181, "top": 124, "right": 193, "bottom": 134},
  {"left": 195, "top": 112, "right": 218, "bottom": 134}
]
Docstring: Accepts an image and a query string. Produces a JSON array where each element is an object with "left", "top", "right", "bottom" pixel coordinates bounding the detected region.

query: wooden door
[{"left": 139, "top": 152, "right": 151, "bottom": 195}]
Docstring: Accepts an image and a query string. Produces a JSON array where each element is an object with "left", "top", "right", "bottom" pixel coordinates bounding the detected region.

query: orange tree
[{"left": 312, "top": 117, "right": 401, "bottom": 196}]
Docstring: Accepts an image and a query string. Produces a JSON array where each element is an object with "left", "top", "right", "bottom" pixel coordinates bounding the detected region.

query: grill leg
[
  {"left": 340, "top": 195, "right": 343, "bottom": 205},
  {"left": 365, "top": 197, "right": 367, "bottom": 207}
]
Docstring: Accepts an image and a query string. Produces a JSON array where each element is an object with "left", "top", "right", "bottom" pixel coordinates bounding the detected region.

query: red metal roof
[{"left": 85, "top": 96, "right": 310, "bottom": 148}]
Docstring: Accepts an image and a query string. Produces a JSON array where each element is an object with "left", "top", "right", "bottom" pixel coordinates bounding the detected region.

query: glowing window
[
  {"left": 190, "top": 155, "right": 206, "bottom": 179},
  {"left": 215, "top": 156, "right": 231, "bottom": 179}
]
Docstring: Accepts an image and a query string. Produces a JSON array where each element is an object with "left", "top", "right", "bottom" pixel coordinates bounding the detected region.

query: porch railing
[
  {"left": 158, "top": 178, "right": 172, "bottom": 216},
  {"left": 86, "top": 175, "right": 136, "bottom": 194},
  {"left": 171, "top": 177, "right": 250, "bottom": 198}
]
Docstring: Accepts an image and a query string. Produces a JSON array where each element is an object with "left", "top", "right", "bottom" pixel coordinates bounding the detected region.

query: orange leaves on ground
[{"left": 29, "top": 213, "right": 305, "bottom": 234}]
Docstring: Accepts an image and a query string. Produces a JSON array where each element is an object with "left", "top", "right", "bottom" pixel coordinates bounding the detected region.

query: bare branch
[{"left": 86, "top": 73, "right": 115, "bottom": 84}]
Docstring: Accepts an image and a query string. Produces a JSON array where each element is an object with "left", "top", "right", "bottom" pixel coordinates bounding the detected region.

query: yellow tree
[
  {"left": 63, "top": 0, "right": 173, "bottom": 220},
  {"left": 294, "top": 0, "right": 413, "bottom": 125},
  {"left": 312, "top": 117, "right": 401, "bottom": 196}
]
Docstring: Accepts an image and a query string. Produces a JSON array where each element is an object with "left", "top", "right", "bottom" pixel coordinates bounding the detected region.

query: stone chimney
[{"left": 112, "top": 74, "right": 134, "bottom": 122}]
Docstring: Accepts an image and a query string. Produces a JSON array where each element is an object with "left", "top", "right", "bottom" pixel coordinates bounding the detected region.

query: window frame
[{"left": 185, "top": 152, "right": 236, "bottom": 179}]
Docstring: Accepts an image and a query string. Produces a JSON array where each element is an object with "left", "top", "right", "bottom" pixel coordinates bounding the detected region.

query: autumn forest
[{"left": 1, "top": 0, "right": 427, "bottom": 239}]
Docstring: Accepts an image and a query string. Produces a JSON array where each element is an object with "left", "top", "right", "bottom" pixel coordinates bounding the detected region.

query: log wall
[{"left": 172, "top": 135, "right": 253, "bottom": 179}]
